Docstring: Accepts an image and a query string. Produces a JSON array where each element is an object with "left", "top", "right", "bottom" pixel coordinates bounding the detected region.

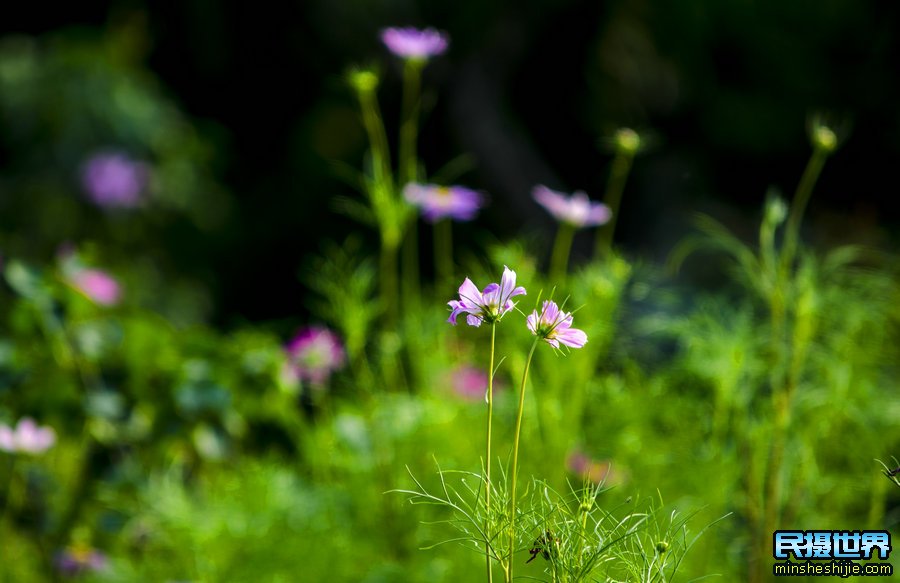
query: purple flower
[
  {"left": 449, "top": 366, "right": 500, "bottom": 402},
  {"left": 80, "top": 151, "right": 150, "bottom": 209},
  {"left": 285, "top": 326, "right": 346, "bottom": 385},
  {"left": 55, "top": 545, "right": 107, "bottom": 577},
  {"left": 69, "top": 269, "right": 122, "bottom": 306},
  {"left": 533, "top": 185, "right": 611, "bottom": 228},
  {"left": 526, "top": 300, "right": 588, "bottom": 349},
  {"left": 0, "top": 418, "right": 56, "bottom": 454},
  {"left": 404, "top": 183, "right": 484, "bottom": 222},
  {"left": 448, "top": 266, "right": 526, "bottom": 327},
  {"left": 566, "top": 449, "right": 624, "bottom": 485},
  {"left": 381, "top": 27, "right": 449, "bottom": 59}
]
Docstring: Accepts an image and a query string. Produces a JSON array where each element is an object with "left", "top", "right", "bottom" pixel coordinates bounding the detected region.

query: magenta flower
[
  {"left": 55, "top": 545, "right": 108, "bottom": 577},
  {"left": 0, "top": 418, "right": 56, "bottom": 454},
  {"left": 285, "top": 326, "right": 346, "bottom": 385},
  {"left": 69, "top": 269, "right": 122, "bottom": 306},
  {"left": 80, "top": 151, "right": 150, "bottom": 209},
  {"left": 533, "top": 185, "right": 611, "bottom": 228},
  {"left": 381, "top": 27, "right": 449, "bottom": 59},
  {"left": 448, "top": 266, "right": 526, "bottom": 327},
  {"left": 526, "top": 300, "right": 588, "bottom": 349},
  {"left": 449, "top": 366, "right": 500, "bottom": 402},
  {"left": 566, "top": 449, "right": 625, "bottom": 485},
  {"left": 404, "top": 183, "right": 484, "bottom": 222}
]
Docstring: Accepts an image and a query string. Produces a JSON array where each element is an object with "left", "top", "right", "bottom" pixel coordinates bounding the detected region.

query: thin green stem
[
  {"left": 549, "top": 223, "right": 576, "bottom": 283},
  {"left": 399, "top": 60, "right": 424, "bottom": 302},
  {"left": 595, "top": 151, "right": 634, "bottom": 259},
  {"left": 508, "top": 338, "right": 541, "bottom": 582},
  {"left": 434, "top": 219, "right": 453, "bottom": 286},
  {"left": 380, "top": 240, "right": 399, "bottom": 322},
  {"left": 485, "top": 322, "right": 497, "bottom": 583},
  {"left": 780, "top": 147, "right": 829, "bottom": 275}
]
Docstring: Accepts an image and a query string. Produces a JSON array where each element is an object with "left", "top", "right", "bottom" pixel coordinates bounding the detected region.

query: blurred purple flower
[
  {"left": 381, "top": 27, "right": 449, "bottom": 59},
  {"left": 0, "top": 418, "right": 56, "bottom": 454},
  {"left": 80, "top": 151, "right": 150, "bottom": 209},
  {"left": 404, "top": 183, "right": 484, "bottom": 223},
  {"left": 533, "top": 185, "right": 611, "bottom": 228},
  {"left": 449, "top": 366, "right": 501, "bottom": 402},
  {"left": 285, "top": 326, "right": 346, "bottom": 385},
  {"left": 566, "top": 449, "right": 625, "bottom": 485},
  {"left": 526, "top": 300, "right": 588, "bottom": 349},
  {"left": 448, "top": 266, "right": 526, "bottom": 327},
  {"left": 69, "top": 269, "right": 122, "bottom": 306},
  {"left": 55, "top": 545, "right": 107, "bottom": 577}
]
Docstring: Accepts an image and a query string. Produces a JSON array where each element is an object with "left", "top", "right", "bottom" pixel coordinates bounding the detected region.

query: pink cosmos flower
[
  {"left": 69, "top": 269, "right": 122, "bottom": 306},
  {"left": 285, "top": 326, "right": 346, "bottom": 385},
  {"left": 449, "top": 366, "right": 502, "bottom": 402},
  {"left": 0, "top": 418, "right": 56, "bottom": 454},
  {"left": 533, "top": 185, "right": 611, "bottom": 228},
  {"left": 526, "top": 300, "right": 588, "bottom": 349},
  {"left": 381, "top": 27, "right": 449, "bottom": 59},
  {"left": 448, "top": 266, "right": 526, "bottom": 327},
  {"left": 566, "top": 449, "right": 625, "bottom": 485},
  {"left": 80, "top": 151, "right": 150, "bottom": 209},
  {"left": 404, "top": 183, "right": 484, "bottom": 222},
  {"left": 55, "top": 545, "right": 108, "bottom": 577}
]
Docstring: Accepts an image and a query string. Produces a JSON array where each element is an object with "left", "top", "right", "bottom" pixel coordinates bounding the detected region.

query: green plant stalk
[
  {"left": 485, "top": 321, "right": 497, "bottom": 583},
  {"left": 595, "top": 150, "right": 635, "bottom": 259},
  {"left": 400, "top": 59, "right": 424, "bottom": 302},
  {"left": 508, "top": 338, "right": 541, "bottom": 583},
  {"left": 549, "top": 223, "right": 576, "bottom": 283},
  {"left": 434, "top": 219, "right": 453, "bottom": 286},
  {"left": 780, "top": 146, "right": 830, "bottom": 275},
  {"left": 355, "top": 85, "right": 400, "bottom": 321}
]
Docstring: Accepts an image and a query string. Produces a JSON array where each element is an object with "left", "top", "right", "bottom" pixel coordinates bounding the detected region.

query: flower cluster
[
  {"left": 55, "top": 545, "right": 107, "bottom": 577},
  {"left": 404, "top": 183, "right": 484, "bottom": 222},
  {"left": 285, "top": 326, "right": 346, "bottom": 386},
  {"left": 0, "top": 418, "right": 56, "bottom": 454},
  {"left": 526, "top": 300, "right": 588, "bottom": 349},
  {"left": 533, "top": 185, "right": 611, "bottom": 228},
  {"left": 381, "top": 27, "right": 449, "bottom": 59},
  {"left": 80, "top": 151, "right": 150, "bottom": 209},
  {"left": 448, "top": 266, "right": 526, "bottom": 327}
]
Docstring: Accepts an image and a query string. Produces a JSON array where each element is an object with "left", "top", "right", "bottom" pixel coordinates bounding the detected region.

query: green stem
[
  {"left": 380, "top": 240, "right": 399, "bottom": 323},
  {"left": 549, "top": 223, "right": 576, "bottom": 283},
  {"left": 399, "top": 60, "right": 424, "bottom": 302},
  {"left": 508, "top": 338, "right": 540, "bottom": 582},
  {"left": 595, "top": 151, "right": 634, "bottom": 259},
  {"left": 780, "top": 146, "right": 830, "bottom": 274},
  {"left": 485, "top": 322, "right": 497, "bottom": 583},
  {"left": 399, "top": 59, "right": 424, "bottom": 187},
  {"left": 355, "top": 87, "right": 393, "bottom": 187},
  {"left": 434, "top": 219, "right": 453, "bottom": 286}
]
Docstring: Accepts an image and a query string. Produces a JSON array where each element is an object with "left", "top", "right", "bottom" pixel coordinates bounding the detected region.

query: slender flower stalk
[
  {"left": 507, "top": 337, "right": 539, "bottom": 582},
  {"left": 507, "top": 300, "right": 587, "bottom": 581},
  {"left": 534, "top": 185, "right": 610, "bottom": 280},
  {"left": 484, "top": 321, "right": 497, "bottom": 583},
  {"left": 434, "top": 218, "right": 453, "bottom": 286},
  {"left": 400, "top": 59, "right": 424, "bottom": 303},
  {"left": 595, "top": 128, "right": 641, "bottom": 258}
]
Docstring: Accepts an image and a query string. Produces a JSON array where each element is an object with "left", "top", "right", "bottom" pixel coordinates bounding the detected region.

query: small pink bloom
[
  {"left": 285, "top": 326, "right": 346, "bottom": 386},
  {"left": 526, "top": 300, "right": 587, "bottom": 349},
  {"left": 0, "top": 418, "right": 56, "bottom": 455},
  {"left": 533, "top": 185, "right": 611, "bottom": 228},
  {"left": 55, "top": 545, "right": 108, "bottom": 576},
  {"left": 449, "top": 366, "right": 501, "bottom": 402},
  {"left": 381, "top": 27, "right": 449, "bottom": 59},
  {"left": 448, "top": 266, "right": 526, "bottom": 327},
  {"left": 404, "top": 183, "right": 484, "bottom": 223},
  {"left": 70, "top": 269, "right": 122, "bottom": 306},
  {"left": 80, "top": 151, "right": 150, "bottom": 209},
  {"left": 566, "top": 449, "right": 625, "bottom": 485}
]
